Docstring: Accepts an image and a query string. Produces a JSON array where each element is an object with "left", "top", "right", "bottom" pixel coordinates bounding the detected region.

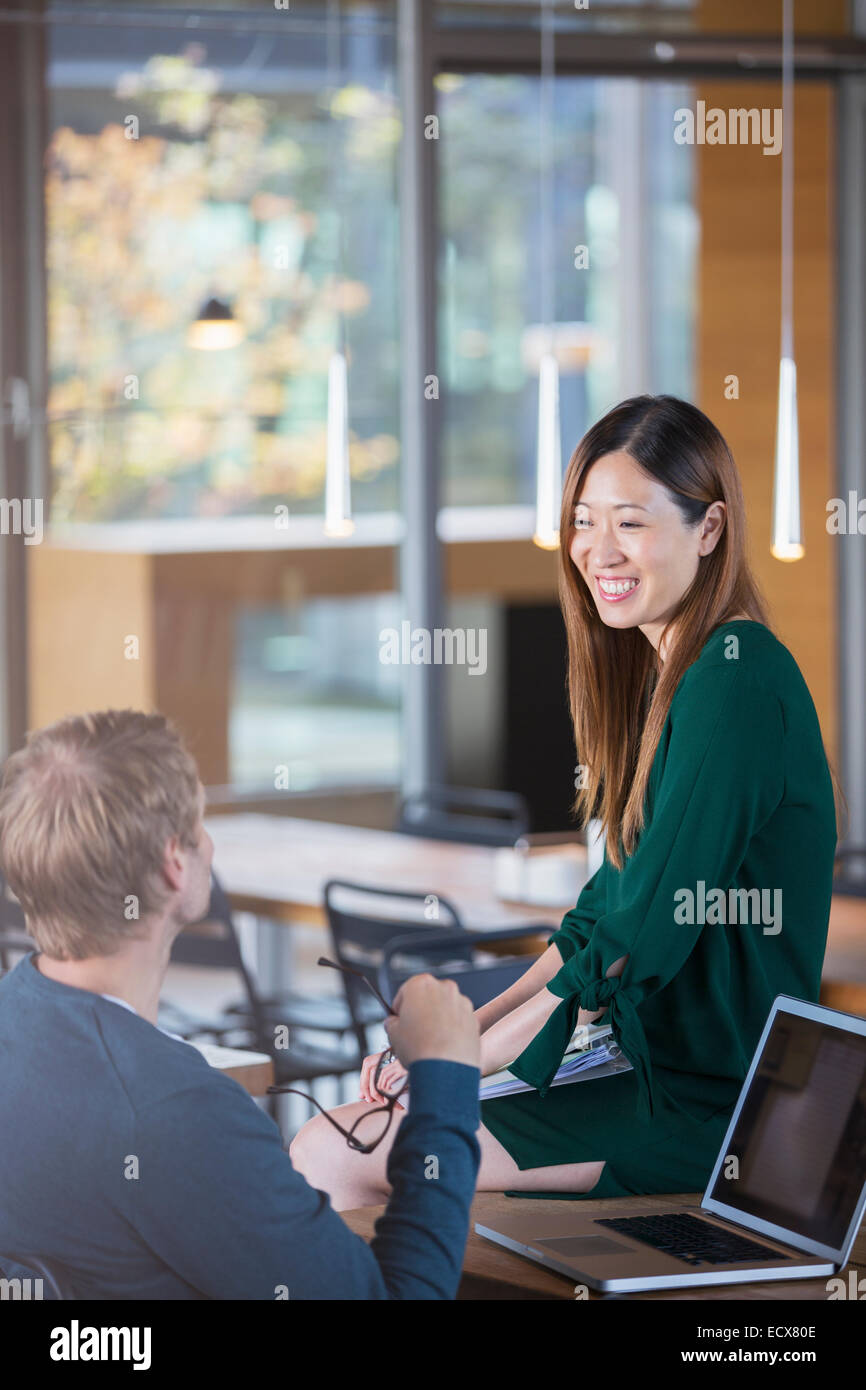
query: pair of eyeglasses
[{"left": 267, "top": 956, "right": 408, "bottom": 1155}]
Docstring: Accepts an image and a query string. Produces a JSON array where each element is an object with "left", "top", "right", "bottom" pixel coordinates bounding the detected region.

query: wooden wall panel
[
  {"left": 696, "top": 80, "right": 837, "bottom": 757},
  {"left": 27, "top": 548, "right": 155, "bottom": 730},
  {"left": 152, "top": 585, "right": 233, "bottom": 787},
  {"left": 696, "top": 0, "right": 848, "bottom": 36}
]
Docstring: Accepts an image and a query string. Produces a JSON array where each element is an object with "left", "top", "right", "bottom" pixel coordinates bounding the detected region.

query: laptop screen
[{"left": 707, "top": 1009, "right": 866, "bottom": 1251}]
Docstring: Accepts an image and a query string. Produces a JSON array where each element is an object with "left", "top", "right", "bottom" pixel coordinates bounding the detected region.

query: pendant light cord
[
  {"left": 539, "top": 0, "right": 555, "bottom": 352},
  {"left": 780, "top": 0, "right": 794, "bottom": 361},
  {"left": 327, "top": 0, "right": 346, "bottom": 355}
]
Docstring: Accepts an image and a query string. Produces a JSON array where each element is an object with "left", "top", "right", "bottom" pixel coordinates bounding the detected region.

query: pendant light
[
  {"left": 325, "top": 339, "right": 353, "bottom": 536},
  {"left": 771, "top": 0, "right": 803, "bottom": 562},
  {"left": 323, "top": 0, "right": 354, "bottom": 537},
  {"left": 533, "top": 0, "right": 561, "bottom": 551},
  {"left": 187, "top": 297, "right": 244, "bottom": 351},
  {"left": 535, "top": 353, "right": 561, "bottom": 549}
]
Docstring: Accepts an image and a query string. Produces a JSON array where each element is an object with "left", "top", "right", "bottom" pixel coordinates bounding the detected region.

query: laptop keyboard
[{"left": 595, "top": 1213, "right": 788, "bottom": 1267}]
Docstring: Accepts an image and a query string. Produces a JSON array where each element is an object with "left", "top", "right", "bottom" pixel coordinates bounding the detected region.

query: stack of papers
[{"left": 479, "top": 1022, "right": 633, "bottom": 1099}]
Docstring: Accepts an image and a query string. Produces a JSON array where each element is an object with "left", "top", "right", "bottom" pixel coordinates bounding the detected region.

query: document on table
[{"left": 479, "top": 1022, "right": 633, "bottom": 1099}]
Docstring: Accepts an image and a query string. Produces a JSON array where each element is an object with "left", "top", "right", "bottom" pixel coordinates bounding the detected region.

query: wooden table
[
  {"left": 820, "top": 894, "right": 866, "bottom": 983},
  {"left": 342, "top": 1191, "right": 866, "bottom": 1301},
  {"left": 207, "top": 813, "right": 866, "bottom": 991},
  {"left": 191, "top": 1042, "right": 274, "bottom": 1097},
  {"left": 206, "top": 813, "right": 579, "bottom": 932}
]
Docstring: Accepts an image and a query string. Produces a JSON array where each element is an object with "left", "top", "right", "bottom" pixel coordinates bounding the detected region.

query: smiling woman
[
  {"left": 561, "top": 394, "right": 772, "bottom": 870},
  {"left": 572, "top": 458, "right": 727, "bottom": 642},
  {"left": 289, "top": 393, "right": 843, "bottom": 1212},
  {"left": 476, "top": 394, "right": 842, "bottom": 1199}
]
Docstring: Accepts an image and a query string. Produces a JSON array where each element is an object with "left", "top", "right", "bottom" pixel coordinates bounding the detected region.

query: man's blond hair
[{"left": 0, "top": 710, "right": 201, "bottom": 959}]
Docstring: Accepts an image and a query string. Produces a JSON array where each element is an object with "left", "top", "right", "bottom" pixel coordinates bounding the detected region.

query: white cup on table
[{"left": 586, "top": 817, "right": 605, "bottom": 879}]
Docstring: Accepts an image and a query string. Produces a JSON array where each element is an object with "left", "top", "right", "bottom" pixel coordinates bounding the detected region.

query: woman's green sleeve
[
  {"left": 509, "top": 663, "right": 786, "bottom": 1119},
  {"left": 548, "top": 856, "right": 610, "bottom": 963}
]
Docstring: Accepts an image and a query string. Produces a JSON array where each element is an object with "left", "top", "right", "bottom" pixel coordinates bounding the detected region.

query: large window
[
  {"left": 46, "top": 11, "right": 696, "bottom": 529},
  {"left": 41, "top": 3, "right": 698, "bottom": 794},
  {"left": 46, "top": 3, "right": 400, "bottom": 525}
]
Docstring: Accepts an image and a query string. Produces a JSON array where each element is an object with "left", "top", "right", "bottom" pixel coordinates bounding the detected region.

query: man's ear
[{"left": 161, "top": 835, "right": 185, "bottom": 893}]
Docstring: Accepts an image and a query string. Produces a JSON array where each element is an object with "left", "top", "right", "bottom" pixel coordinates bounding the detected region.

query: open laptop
[{"left": 476, "top": 996, "right": 866, "bottom": 1292}]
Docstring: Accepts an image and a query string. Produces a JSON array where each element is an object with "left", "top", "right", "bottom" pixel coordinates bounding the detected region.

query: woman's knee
[
  {"left": 584, "top": 1160, "right": 607, "bottom": 1193},
  {"left": 289, "top": 1111, "right": 339, "bottom": 1179}
]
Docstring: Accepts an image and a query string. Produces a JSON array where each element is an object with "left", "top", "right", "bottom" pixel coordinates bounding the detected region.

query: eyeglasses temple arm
[{"left": 316, "top": 955, "right": 397, "bottom": 1017}]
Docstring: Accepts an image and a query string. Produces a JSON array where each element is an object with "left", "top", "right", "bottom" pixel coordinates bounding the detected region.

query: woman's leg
[
  {"left": 476, "top": 1122, "right": 606, "bottom": 1196},
  {"left": 290, "top": 1100, "right": 606, "bottom": 1212},
  {"left": 290, "top": 1102, "right": 397, "bottom": 1211}
]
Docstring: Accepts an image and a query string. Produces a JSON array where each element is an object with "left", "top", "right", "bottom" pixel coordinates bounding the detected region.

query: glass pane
[
  {"left": 437, "top": 72, "right": 696, "bottom": 509},
  {"left": 231, "top": 594, "right": 401, "bottom": 790},
  {"left": 45, "top": 2, "right": 399, "bottom": 523},
  {"left": 434, "top": 0, "right": 699, "bottom": 37}
]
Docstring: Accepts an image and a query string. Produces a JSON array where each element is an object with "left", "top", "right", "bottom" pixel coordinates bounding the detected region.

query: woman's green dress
[{"left": 480, "top": 621, "right": 837, "bottom": 1198}]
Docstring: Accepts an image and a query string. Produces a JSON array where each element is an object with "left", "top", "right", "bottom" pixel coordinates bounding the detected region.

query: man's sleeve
[
  {"left": 130, "top": 1058, "right": 480, "bottom": 1300},
  {"left": 370, "top": 1060, "right": 480, "bottom": 1296}
]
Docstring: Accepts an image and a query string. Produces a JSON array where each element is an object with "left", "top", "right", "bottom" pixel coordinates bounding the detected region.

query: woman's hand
[
  {"left": 479, "top": 986, "right": 562, "bottom": 1077},
  {"left": 474, "top": 943, "right": 564, "bottom": 1035},
  {"left": 480, "top": 953, "right": 630, "bottom": 1071},
  {"left": 576, "top": 1005, "right": 607, "bottom": 1026},
  {"left": 575, "top": 953, "right": 628, "bottom": 1026},
  {"left": 359, "top": 1049, "right": 408, "bottom": 1111}
]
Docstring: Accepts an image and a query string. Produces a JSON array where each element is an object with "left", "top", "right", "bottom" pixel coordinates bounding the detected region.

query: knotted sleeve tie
[{"left": 507, "top": 971, "right": 658, "bottom": 1121}]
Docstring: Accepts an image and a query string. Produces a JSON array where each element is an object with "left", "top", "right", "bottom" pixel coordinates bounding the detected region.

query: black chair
[
  {"left": 379, "top": 924, "right": 553, "bottom": 1009},
  {"left": 395, "top": 784, "right": 531, "bottom": 848},
  {"left": 164, "top": 874, "right": 362, "bottom": 1097},
  {"left": 833, "top": 846, "right": 866, "bottom": 898},
  {"left": 226, "top": 878, "right": 476, "bottom": 1063},
  {"left": 0, "top": 869, "right": 32, "bottom": 973},
  {"left": 162, "top": 875, "right": 265, "bottom": 1042},
  {"left": 221, "top": 884, "right": 393, "bottom": 1062},
  {"left": 0, "top": 1250, "right": 76, "bottom": 1300},
  {"left": 321, "top": 879, "right": 475, "bottom": 1057}
]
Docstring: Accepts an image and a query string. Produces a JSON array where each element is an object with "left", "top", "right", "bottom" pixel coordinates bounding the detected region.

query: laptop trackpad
[{"left": 537, "top": 1235, "right": 632, "bottom": 1257}]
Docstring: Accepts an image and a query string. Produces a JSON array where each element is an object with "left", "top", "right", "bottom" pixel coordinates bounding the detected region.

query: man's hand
[{"left": 384, "top": 974, "right": 480, "bottom": 1070}]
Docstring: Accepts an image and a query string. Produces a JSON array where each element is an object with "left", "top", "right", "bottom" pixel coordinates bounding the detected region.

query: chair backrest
[
  {"left": 379, "top": 925, "right": 551, "bottom": 1010},
  {"left": 0, "top": 1251, "right": 76, "bottom": 1300},
  {"left": 169, "top": 872, "right": 266, "bottom": 1042},
  {"left": 396, "top": 784, "right": 530, "bottom": 847},
  {"left": 170, "top": 874, "right": 244, "bottom": 970},
  {"left": 324, "top": 879, "right": 472, "bottom": 1049},
  {"left": 0, "top": 868, "right": 32, "bottom": 973},
  {"left": 833, "top": 845, "right": 866, "bottom": 898}
]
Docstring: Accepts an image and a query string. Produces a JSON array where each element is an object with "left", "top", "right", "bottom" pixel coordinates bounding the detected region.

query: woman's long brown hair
[{"left": 560, "top": 394, "right": 845, "bottom": 870}]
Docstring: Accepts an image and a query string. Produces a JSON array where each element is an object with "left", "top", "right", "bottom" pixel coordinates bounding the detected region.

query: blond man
[{"left": 0, "top": 710, "right": 480, "bottom": 1299}]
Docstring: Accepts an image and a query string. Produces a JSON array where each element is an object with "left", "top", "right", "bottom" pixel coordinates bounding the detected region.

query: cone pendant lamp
[
  {"left": 533, "top": 352, "right": 562, "bottom": 549},
  {"left": 323, "top": 0, "right": 354, "bottom": 538},
  {"left": 324, "top": 347, "right": 354, "bottom": 537},
  {"left": 533, "top": 0, "right": 561, "bottom": 552},
  {"left": 771, "top": 0, "right": 803, "bottom": 562}
]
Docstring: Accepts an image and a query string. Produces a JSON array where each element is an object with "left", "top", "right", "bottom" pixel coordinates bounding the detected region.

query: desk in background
[
  {"left": 206, "top": 813, "right": 578, "bottom": 932},
  {"left": 191, "top": 1042, "right": 274, "bottom": 1097}
]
